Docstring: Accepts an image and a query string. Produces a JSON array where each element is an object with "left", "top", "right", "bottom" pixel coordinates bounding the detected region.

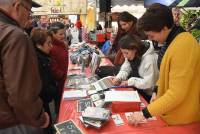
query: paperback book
[
  {"left": 80, "top": 116, "right": 103, "bottom": 129},
  {"left": 82, "top": 107, "right": 111, "bottom": 121}
]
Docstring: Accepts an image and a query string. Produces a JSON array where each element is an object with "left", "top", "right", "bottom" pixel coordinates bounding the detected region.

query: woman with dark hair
[
  {"left": 31, "top": 28, "right": 58, "bottom": 134},
  {"left": 129, "top": 3, "right": 200, "bottom": 126},
  {"left": 49, "top": 22, "right": 69, "bottom": 113},
  {"left": 96, "top": 12, "right": 146, "bottom": 79},
  {"left": 112, "top": 35, "right": 158, "bottom": 102},
  {"left": 112, "top": 11, "right": 146, "bottom": 65}
]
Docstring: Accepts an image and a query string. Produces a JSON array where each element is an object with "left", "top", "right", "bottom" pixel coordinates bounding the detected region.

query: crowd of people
[{"left": 0, "top": 0, "right": 200, "bottom": 134}]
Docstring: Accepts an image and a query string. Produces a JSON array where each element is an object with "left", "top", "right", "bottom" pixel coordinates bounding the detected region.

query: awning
[{"left": 144, "top": 0, "right": 200, "bottom": 7}]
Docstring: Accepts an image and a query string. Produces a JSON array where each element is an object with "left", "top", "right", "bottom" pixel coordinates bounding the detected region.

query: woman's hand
[
  {"left": 128, "top": 112, "right": 146, "bottom": 126},
  {"left": 120, "top": 81, "right": 128, "bottom": 86},
  {"left": 112, "top": 77, "right": 121, "bottom": 86}
]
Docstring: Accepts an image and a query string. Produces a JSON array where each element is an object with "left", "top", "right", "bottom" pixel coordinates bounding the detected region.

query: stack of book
[{"left": 80, "top": 107, "right": 111, "bottom": 128}]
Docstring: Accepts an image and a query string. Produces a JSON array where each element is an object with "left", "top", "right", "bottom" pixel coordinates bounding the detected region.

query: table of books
[{"left": 57, "top": 51, "right": 200, "bottom": 134}]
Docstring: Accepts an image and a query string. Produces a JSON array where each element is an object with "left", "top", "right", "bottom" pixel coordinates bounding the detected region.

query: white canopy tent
[{"left": 111, "top": 0, "right": 146, "bottom": 18}]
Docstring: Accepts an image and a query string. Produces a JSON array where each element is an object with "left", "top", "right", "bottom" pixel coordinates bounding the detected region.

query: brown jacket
[{"left": 0, "top": 11, "right": 45, "bottom": 128}]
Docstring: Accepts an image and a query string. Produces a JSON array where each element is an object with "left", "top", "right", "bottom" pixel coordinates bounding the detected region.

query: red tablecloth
[{"left": 58, "top": 57, "right": 200, "bottom": 134}]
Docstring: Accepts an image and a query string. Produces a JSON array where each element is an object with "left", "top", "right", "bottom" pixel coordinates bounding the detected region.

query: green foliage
[
  {"left": 191, "top": 29, "right": 200, "bottom": 38},
  {"left": 180, "top": 9, "right": 200, "bottom": 40}
]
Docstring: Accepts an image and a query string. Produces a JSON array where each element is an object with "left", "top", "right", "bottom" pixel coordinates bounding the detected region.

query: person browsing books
[
  {"left": 111, "top": 35, "right": 159, "bottom": 102},
  {"left": 49, "top": 22, "right": 69, "bottom": 114},
  {"left": 128, "top": 3, "right": 200, "bottom": 126},
  {"left": 0, "top": 0, "right": 49, "bottom": 133},
  {"left": 31, "top": 28, "right": 59, "bottom": 134}
]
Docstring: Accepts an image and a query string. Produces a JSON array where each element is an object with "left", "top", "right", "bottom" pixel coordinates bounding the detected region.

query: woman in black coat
[{"left": 31, "top": 28, "right": 59, "bottom": 134}]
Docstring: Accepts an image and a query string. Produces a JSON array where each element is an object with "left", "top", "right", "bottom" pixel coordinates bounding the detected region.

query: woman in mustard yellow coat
[{"left": 128, "top": 3, "right": 200, "bottom": 125}]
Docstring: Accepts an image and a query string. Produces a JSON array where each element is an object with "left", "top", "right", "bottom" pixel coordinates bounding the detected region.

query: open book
[{"left": 90, "top": 76, "right": 113, "bottom": 91}]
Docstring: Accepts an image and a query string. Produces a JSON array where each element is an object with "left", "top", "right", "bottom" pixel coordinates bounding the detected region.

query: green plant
[{"left": 180, "top": 9, "right": 200, "bottom": 41}]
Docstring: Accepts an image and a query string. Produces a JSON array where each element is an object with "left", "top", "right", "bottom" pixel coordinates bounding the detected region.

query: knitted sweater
[{"left": 147, "top": 32, "right": 200, "bottom": 125}]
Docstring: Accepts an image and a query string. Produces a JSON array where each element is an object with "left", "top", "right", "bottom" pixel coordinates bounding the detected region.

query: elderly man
[{"left": 0, "top": 0, "right": 49, "bottom": 133}]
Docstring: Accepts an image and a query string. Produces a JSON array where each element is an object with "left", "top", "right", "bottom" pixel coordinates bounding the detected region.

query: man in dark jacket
[{"left": 0, "top": 0, "right": 49, "bottom": 133}]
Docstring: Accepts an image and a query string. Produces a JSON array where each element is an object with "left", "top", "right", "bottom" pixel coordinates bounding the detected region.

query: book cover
[
  {"left": 54, "top": 120, "right": 83, "bottom": 134},
  {"left": 90, "top": 52, "right": 101, "bottom": 75},
  {"left": 77, "top": 98, "right": 93, "bottom": 112},
  {"left": 63, "top": 90, "right": 87, "bottom": 100},
  {"left": 82, "top": 107, "right": 111, "bottom": 121},
  {"left": 65, "top": 75, "right": 89, "bottom": 88}
]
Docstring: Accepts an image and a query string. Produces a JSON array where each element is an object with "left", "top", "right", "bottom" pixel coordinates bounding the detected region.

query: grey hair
[{"left": 0, "top": 0, "right": 15, "bottom": 5}]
